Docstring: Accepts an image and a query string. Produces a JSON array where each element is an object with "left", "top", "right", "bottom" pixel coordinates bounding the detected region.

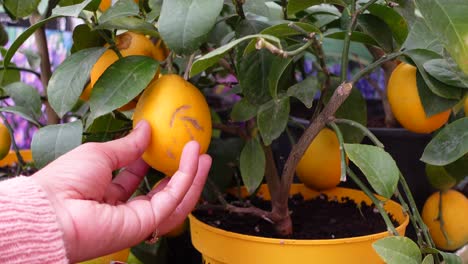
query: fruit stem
[
  {"left": 333, "top": 118, "right": 385, "bottom": 148},
  {"left": 232, "top": 0, "right": 246, "bottom": 19},
  {"left": 0, "top": 112, "right": 25, "bottom": 175},
  {"left": 394, "top": 189, "right": 425, "bottom": 245},
  {"left": 328, "top": 122, "right": 347, "bottom": 182},
  {"left": 346, "top": 167, "right": 399, "bottom": 236},
  {"left": 350, "top": 51, "right": 404, "bottom": 84},
  {"left": 184, "top": 53, "right": 196, "bottom": 80},
  {"left": 398, "top": 172, "right": 436, "bottom": 248},
  {"left": 436, "top": 190, "right": 452, "bottom": 246}
]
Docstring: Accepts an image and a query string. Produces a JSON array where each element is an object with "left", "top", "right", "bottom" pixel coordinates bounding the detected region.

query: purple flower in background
[{"left": 1, "top": 26, "right": 72, "bottom": 149}]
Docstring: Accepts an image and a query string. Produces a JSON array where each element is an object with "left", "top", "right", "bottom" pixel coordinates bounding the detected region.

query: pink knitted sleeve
[{"left": 0, "top": 176, "right": 69, "bottom": 263}]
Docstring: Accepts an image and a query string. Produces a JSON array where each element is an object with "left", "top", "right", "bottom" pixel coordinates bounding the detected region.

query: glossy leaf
[
  {"left": 240, "top": 137, "right": 265, "bottom": 194},
  {"left": 425, "top": 164, "right": 456, "bottom": 191},
  {"left": 190, "top": 34, "right": 280, "bottom": 77},
  {"left": 52, "top": 0, "right": 93, "bottom": 17},
  {"left": 146, "top": 0, "right": 163, "bottom": 21},
  {"left": 422, "top": 254, "right": 434, "bottom": 264},
  {"left": 287, "top": 0, "right": 345, "bottom": 16},
  {"left": 3, "top": 82, "right": 42, "bottom": 120},
  {"left": 243, "top": 0, "right": 269, "bottom": 17},
  {"left": 421, "top": 117, "right": 468, "bottom": 166},
  {"left": 357, "top": 14, "right": 394, "bottom": 52},
  {"left": 344, "top": 144, "right": 399, "bottom": 198},
  {"left": 158, "top": 0, "right": 224, "bottom": 55},
  {"left": 367, "top": 3, "right": 408, "bottom": 45},
  {"left": 94, "top": 17, "right": 159, "bottom": 38},
  {"left": 373, "top": 237, "right": 422, "bottom": 264},
  {"left": 85, "top": 113, "right": 130, "bottom": 142},
  {"left": 0, "top": 106, "right": 41, "bottom": 127},
  {"left": 416, "top": 73, "right": 458, "bottom": 117},
  {"left": 4, "top": 0, "right": 41, "bottom": 18},
  {"left": 89, "top": 56, "right": 159, "bottom": 120},
  {"left": 269, "top": 55, "right": 295, "bottom": 99},
  {"left": 3, "top": 16, "right": 59, "bottom": 68},
  {"left": 444, "top": 154, "right": 468, "bottom": 182},
  {"left": 244, "top": 22, "right": 320, "bottom": 54},
  {"left": 257, "top": 97, "right": 290, "bottom": 146},
  {"left": 238, "top": 50, "right": 274, "bottom": 105},
  {"left": 402, "top": 18, "right": 443, "bottom": 54},
  {"left": 0, "top": 24, "right": 8, "bottom": 46},
  {"left": 31, "top": 121, "right": 83, "bottom": 168},
  {"left": 415, "top": 0, "right": 468, "bottom": 74},
  {"left": 231, "top": 98, "right": 258, "bottom": 122},
  {"left": 405, "top": 49, "right": 462, "bottom": 99},
  {"left": 423, "top": 58, "right": 468, "bottom": 88},
  {"left": 70, "top": 24, "right": 107, "bottom": 53},
  {"left": 287, "top": 75, "right": 319, "bottom": 109},
  {"left": 0, "top": 62, "right": 20, "bottom": 86},
  {"left": 48, "top": 47, "right": 107, "bottom": 118},
  {"left": 439, "top": 251, "right": 463, "bottom": 264},
  {"left": 99, "top": 0, "right": 140, "bottom": 24}
]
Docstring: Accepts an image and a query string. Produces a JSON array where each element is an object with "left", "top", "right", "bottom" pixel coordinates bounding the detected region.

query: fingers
[
  {"left": 83, "top": 120, "right": 151, "bottom": 171},
  {"left": 150, "top": 141, "right": 201, "bottom": 226},
  {"left": 157, "top": 154, "right": 211, "bottom": 234},
  {"left": 104, "top": 158, "right": 149, "bottom": 204}
]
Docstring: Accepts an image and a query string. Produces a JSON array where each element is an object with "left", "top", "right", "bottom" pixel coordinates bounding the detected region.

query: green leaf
[
  {"left": 32, "top": 121, "right": 83, "bottom": 168},
  {"left": 238, "top": 50, "right": 274, "bottom": 105},
  {"left": 402, "top": 18, "right": 443, "bottom": 54},
  {"left": 269, "top": 56, "right": 295, "bottom": 99},
  {"left": 414, "top": 0, "right": 468, "bottom": 75},
  {"left": 231, "top": 98, "right": 258, "bottom": 122},
  {"left": 372, "top": 237, "right": 422, "bottom": 264},
  {"left": 444, "top": 154, "right": 468, "bottom": 182},
  {"left": 99, "top": 0, "right": 140, "bottom": 24},
  {"left": 190, "top": 34, "right": 279, "bottom": 77},
  {"left": 287, "top": 75, "right": 319, "bottom": 109},
  {"left": 4, "top": 0, "right": 41, "bottom": 18},
  {"left": 423, "top": 58, "right": 468, "bottom": 88},
  {"left": 244, "top": 22, "right": 320, "bottom": 54},
  {"left": 425, "top": 164, "right": 457, "bottom": 191},
  {"left": 85, "top": 113, "right": 130, "bottom": 142},
  {"left": 52, "top": 0, "right": 93, "bottom": 16},
  {"left": 324, "top": 30, "right": 378, "bottom": 47},
  {"left": 20, "top": 49, "right": 41, "bottom": 70},
  {"left": 48, "top": 47, "right": 107, "bottom": 118},
  {"left": 366, "top": 3, "right": 408, "bottom": 45},
  {"left": 94, "top": 17, "right": 159, "bottom": 38},
  {"left": 422, "top": 254, "right": 434, "bottom": 264},
  {"left": 0, "top": 106, "right": 41, "bottom": 127},
  {"left": 439, "top": 251, "right": 463, "bottom": 264},
  {"left": 70, "top": 24, "right": 107, "bottom": 53},
  {"left": 146, "top": 0, "right": 163, "bottom": 21},
  {"left": 89, "top": 56, "right": 159, "bottom": 120},
  {"left": 0, "top": 62, "right": 20, "bottom": 86},
  {"left": 357, "top": 14, "right": 394, "bottom": 52},
  {"left": 405, "top": 49, "right": 462, "bottom": 99},
  {"left": 190, "top": 34, "right": 281, "bottom": 77},
  {"left": 287, "top": 0, "right": 345, "bottom": 16},
  {"left": 243, "top": 0, "right": 269, "bottom": 17},
  {"left": 0, "top": 24, "right": 8, "bottom": 46},
  {"left": 3, "top": 82, "right": 42, "bottom": 120},
  {"left": 158, "top": 0, "right": 224, "bottom": 55},
  {"left": 416, "top": 72, "right": 459, "bottom": 117},
  {"left": 59, "top": 0, "right": 100, "bottom": 11},
  {"left": 2, "top": 16, "right": 59, "bottom": 68},
  {"left": 240, "top": 137, "right": 265, "bottom": 194},
  {"left": 344, "top": 144, "right": 399, "bottom": 198},
  {"left": 257, "top": 97, "right": 290, "bottom": 146},
  {"left": 421, "top": 117, "right": 468, "bottom": 166}
]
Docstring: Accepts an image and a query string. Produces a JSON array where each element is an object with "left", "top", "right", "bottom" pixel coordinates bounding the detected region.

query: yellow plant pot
[
  {"left": 189, "top": 184, "right": 409, "bottom": 264},
  {"left": 0, "top": 150, "right": 33, "bottom": 166}
]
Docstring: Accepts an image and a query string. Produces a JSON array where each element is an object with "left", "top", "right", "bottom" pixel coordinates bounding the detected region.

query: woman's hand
[{"left": 32, "top": 121, "right": 212, "bottom": 262}]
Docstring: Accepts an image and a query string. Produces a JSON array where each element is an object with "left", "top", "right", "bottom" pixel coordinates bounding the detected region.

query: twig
[
  {"left": 0, "top": 66, "right": 41, "bottom": 79},
  {"left": 184, "top": 53, "right": 196, "bottom": 80},
  {"left": 328, "top": 122, "right": 347, "bottom": 182},
  {"left": 256, "top": 37, "right": 314, "bottom": 58},
  {"left": 333, "top": 118, "right": 384, "bottom": 148},
  {"left": 350, "top": 51, "right": 404, "bottom": 84},
  {"left": 233, "top": 0, "right": 246, "bottom": 19},
  {"left": 436, "top": 190, "right": 451, "bottom": 246},
  {"left": 212, "top": 123, "right": 248, "bottom": 139}
]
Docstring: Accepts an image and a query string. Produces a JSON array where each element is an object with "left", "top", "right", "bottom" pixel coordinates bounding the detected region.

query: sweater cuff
[{"left": 0, "top": 176, "right": 68, "bottom": 264}]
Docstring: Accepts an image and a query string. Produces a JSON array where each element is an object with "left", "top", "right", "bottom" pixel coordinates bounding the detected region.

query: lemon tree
[{"left": 1, "top": 0, "right": 467, "bottom": 263}]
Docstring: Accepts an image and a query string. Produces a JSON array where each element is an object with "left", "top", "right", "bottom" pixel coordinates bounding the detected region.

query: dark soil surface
[{"left": 193, "top": 193, "right": 400, "bottom": 240}]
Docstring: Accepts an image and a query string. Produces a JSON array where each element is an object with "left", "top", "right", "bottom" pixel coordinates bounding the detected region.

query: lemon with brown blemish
[{"left": 132, "top": 74, "right": 212, "bottom": 176}]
